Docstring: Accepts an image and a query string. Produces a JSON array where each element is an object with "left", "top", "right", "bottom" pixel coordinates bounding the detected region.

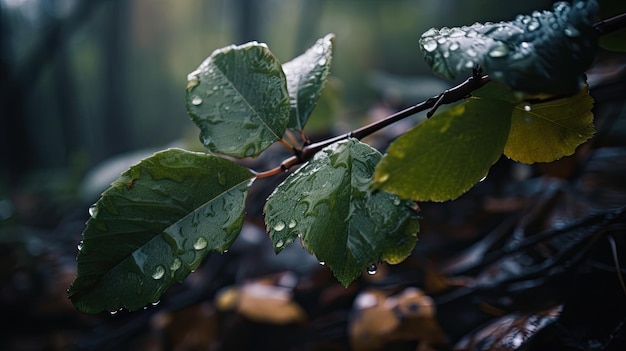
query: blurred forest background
[{"left": 2, "top": 1, "right": 626, "bottom": 350}]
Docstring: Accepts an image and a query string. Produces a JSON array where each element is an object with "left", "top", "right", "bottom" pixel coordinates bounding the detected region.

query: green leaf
[
  {"left": 68, "top": 148, "right": 255, "bottom": 313},
  {"left": 419, "top": 0, "right": 598, "bottom": 95},
  {"left": 186, "top": 42, "right": 290, "bottom": 158},
  {"left": 504, "top": 85, "right": 595, "bottom": 164},
  {"left": 372, "top": 93, "right": 513, "bottom": 202},
  {"left": 264, "top": 139, "right": 419, "bottom": 286},
  {"left": 283, "top": 33, "right": 335, "bottom": 131}
]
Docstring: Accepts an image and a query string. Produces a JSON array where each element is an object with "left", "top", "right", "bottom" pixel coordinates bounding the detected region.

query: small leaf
[
  {"left": 372, "top": 92, "right": 513, "bottom": 202},
  {"left": 419, "top": 0, "right": 598, "bottom": 95},
  {"left": 186, "top": 42, "right": 290, "bottom": 158},
  {"left": 264, "top": 139, "right": 419, "bottom": 286},
  {"left": 504, "top": 85, "right": 595, "bottom": 164},
  {"left": 68, "top": 149, "right": 255, "bottom": 313},
  {"left": 283, "top": 33, "right": 335, "bottom": 131}
]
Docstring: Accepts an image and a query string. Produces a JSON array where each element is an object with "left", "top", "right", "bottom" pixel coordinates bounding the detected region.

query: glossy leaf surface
[
  {"left": 504, "top": 85, "right": 595, "bottom": 163},
  {"left": 372, "top": 91, "right": 513, "bottom": 202},
  {"left": 68, "top": 149, "right": 255, "bottom": 313},
  {"left": 186, "top": 42, "right": 290, "bottom": 158},
  {"left": 419, "top": 0, "right": 598, "bottom": 95},
  {"left": 283, "top": 33, "right": 335, "bottom": 131},
  {"left": 264, "top": 139, "right": 419, "bottom": 286}
]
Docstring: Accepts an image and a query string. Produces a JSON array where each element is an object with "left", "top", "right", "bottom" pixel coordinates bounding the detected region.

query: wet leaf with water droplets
[
  {"left": 264, "top": 139, "right": 419, "bottom": 287},
  {"left": 68, "top": 148, "right": 255, "bottom": 314},
  {"left": 282, "top": 34, "right": 335, "bottom": 131},
  {"left": 419, "top": 0, "right": 598, "bottom": 95},
  {"left": 186, "top": 42, "right": 290, "bottom": 158}
]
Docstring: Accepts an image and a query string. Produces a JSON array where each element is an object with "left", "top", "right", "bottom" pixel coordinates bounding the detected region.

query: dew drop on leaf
[
  {"left": 367, "top": 263, "right": 378, "bottom": 275},
  {"left": 319, "top": 261, "right": 325, "bottom": 266},
  {"left": 524, "top": 105, "right": 532, "bottom": 112},
  {"left": 170, "top": 257, "right": 182, "bottom": 271},
  {"left": 191, "top": 96, "right": 203, "bottom": 106},
  {"left": 88, "top": 204, "right": 97, "bottom": 218},
  {"left": 193, "top": 237, "right": 208, "bottom": 250},
  {"left": 318, "top": 57, "right": 327, "bottom": 66},
  {"left": 273, "top": 221, "right": 286, "bottom": 231},
  {"left": 288, "top": 219, "right": 297, "bottom": 229},
  {"left": 151, "top": 265, "right": 166, "bottom": 280},
  {"left": 527, "top": 20, "right": 540, "bottom": 31},
  {"left": 488, "top": 44, "right": 509, "bottom": 58},
  {"left": 275, "top": 240, "right": 284, "bottom": 248},
  {"left": 422, "top": 39, "right": 438, "bottom": 52},
  {"left": 564, "top": 25, "right": 580, "bottom": 38},
  {"left": 77, "top": 241, "right": 84, "bottom": 251}
]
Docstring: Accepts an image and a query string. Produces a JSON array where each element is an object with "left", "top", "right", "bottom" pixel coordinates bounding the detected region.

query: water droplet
[
  {"left": 449, "top": 42, "right": 459, "bottom": 51},
  {"left": 193, "top": 237, "right": 208, "bottom": 250},
  {"left": 393, "top": 198, "right": 401, "bottom": 206},
  {"left": 564, "top": 25, "right": 580, "bottom": 38},
  {"left": 77, "top": 241, "right": 84, "bottom": 251},
  {"left": 222, "top": 249, "right": 229, "bottom": 254},
  {"left": 527, "top": 20, "right": 540, "bottom": 31},
  {"left": 422, "top": 39, "right": 438, "bottom": 52},
  {"left": 170, "top": 257, "right": 182, "bottom": 271},
  {"left": 367, "top": 264, "right": 377, "bottom": 275},
  {"left": 479, "top": 175, "right": 487, "bottom": 182},
  {"left": 151, "top": 300, "right": 160, "bottom": 306},
  {"left": 152, "top": 265, "right": 165, "bottom": 280},
  {"left": 422, "top": 28, "right": 438, "bottom": 38},
  {"left": 488, "top": 45, "right": 509, "bottom": 58},
  {"left": 437, "top": 36, "right": 447, "bottom": 44},
  {"left": 378, "top": 173, "right": 390, "bottom": 183},
  {"left": 212, "top": 85, "right": 219, "bottom": 91},
  {"left": 273, "top": 221, "right": 286, "bottom": 231},
  {"left": 110, "top": 310, "right": 118, "bottom": 316},
  {"left": 523, "top": 105, "right": 531, "bottom": 112},
  {"left": 191, "top": 96, "right": 203, "bottom": 106},
  {"left": 318, "top": 57, "right": 327, "bottom": 66},
  {"left": 88, "top": 204, "right": 98, "bottom": 218},
  {"left": 319, "top": 261, "right": 325, "bottom": 266},
  {"left": 466, "top": 48, "right": 477, "bottom": 57},
  {"left": 464, "top": 60, "right": 475, "bottom": 69},
  {"left": 448, "top": 28, "right": 466, "bottom": 37},
  {"left": 288, "top": 219, "right": 297, "bottom": 229},
  {"left": 275, "top": 240, "right": 284, "bottom": 248}
]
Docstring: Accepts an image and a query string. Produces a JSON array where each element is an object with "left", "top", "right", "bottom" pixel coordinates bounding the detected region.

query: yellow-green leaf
[
  {"left": 372, "top": 95, "right": 512, "bottom": 202},
  {"left": 504, "top": 85, "right": 595, "bottom": 164}
]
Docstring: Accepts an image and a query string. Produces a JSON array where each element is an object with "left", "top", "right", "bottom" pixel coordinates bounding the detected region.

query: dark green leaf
[
  {"left": 372, "top": 92, "right": 513, "bottom": 202},
  {"left": 186, "top": 42, "right": 290, "bottom": 158},
  {"left": 264, "top": 139, "right": 419, "bottom": 286},
  {"left": 419, "top": 0, "right": 598, "bottom": 95},
  {"left": 283, "top": 34, "right": 335, "bottom": 130},
  {"left": 68, "top": 149, "right": 255, "bottom": 313},
  {"left": 504, "top": 84, "right": 595, "bottom": 163}
]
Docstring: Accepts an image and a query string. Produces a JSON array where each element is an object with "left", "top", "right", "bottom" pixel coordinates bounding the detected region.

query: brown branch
[{"left": 256, "top": 74, "right": 491, "bottom": 178}]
